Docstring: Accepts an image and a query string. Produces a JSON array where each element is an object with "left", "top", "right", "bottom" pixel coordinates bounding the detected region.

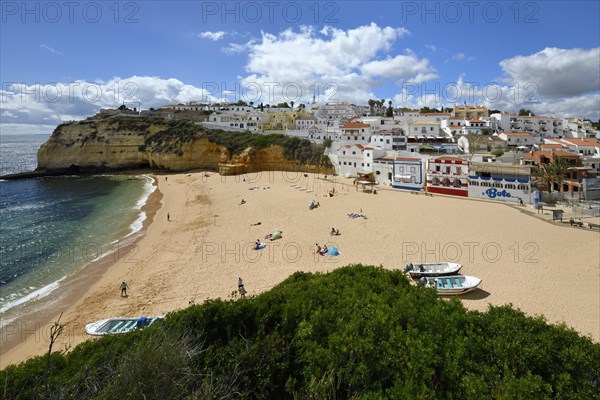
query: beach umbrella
[
  {"left": 271, "top": 231, "right": 282, "bottom": 240},
  {"left": 327, "top": 246, "right": 340, "bottom": 256}
]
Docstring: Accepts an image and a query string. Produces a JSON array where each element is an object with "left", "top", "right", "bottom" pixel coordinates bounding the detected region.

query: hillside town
[{"left": 111, "top": 100, "right": 600, "bottom": 207}]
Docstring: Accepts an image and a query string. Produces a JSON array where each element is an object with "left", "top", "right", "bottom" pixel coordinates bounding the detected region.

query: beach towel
[
  {"left": 270, "top": 231, "right": 282, "bottom": 240},
  {"left": 327, "top": 247, "right": 340, "bottom": 256}
]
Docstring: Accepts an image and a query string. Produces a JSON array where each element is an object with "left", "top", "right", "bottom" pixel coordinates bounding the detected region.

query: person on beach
[
  {"left": 315, "top": 244, "right": 322, "bottom": 254},
  {"left": 254, "top": 239, "right": 261, "bottom": 250},
  {"left": 238, "top": 277, "right": 247, "bottom": 297},
  {"left": 120, "top": 281, "right": 129, "bottom": 297},
  {"left": 167, "top": 212, "right": 170, "bottom": 221}
]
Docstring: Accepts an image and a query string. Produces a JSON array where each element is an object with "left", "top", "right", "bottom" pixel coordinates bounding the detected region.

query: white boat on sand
[
  {"left": 85, "top": 316, "right": 162, "bottom": 336},
  {"left": 403, "top": 262, "right": 462, "bottom": 278},
  {"left": 420, "top": 275, "right": 482, "bottom": 295}
]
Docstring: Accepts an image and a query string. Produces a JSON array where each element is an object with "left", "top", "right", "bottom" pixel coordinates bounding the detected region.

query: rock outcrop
[{"left": 36, "top": 115, "right": 332, "bottom": 175}]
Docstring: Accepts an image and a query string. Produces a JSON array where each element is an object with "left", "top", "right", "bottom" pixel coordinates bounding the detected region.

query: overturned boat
[{"left": 85, "top": 316, "right": 162, "bottom": 336}]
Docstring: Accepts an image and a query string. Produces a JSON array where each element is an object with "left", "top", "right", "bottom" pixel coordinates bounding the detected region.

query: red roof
[
  {"left": 433, "top": 156, "right": 467, "bottom": 163},
  {"left": 560, "top": 138, "right": 600, "bottom": 147},
  {"left": 503, "top": 132, "right": 532, "bottom": 136},
  {"left": 342, "top": 122, "right": 370, "bottom": 129}
]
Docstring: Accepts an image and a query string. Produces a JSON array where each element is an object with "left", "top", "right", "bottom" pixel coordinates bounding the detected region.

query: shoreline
[
  {"left": 0, "top": 176, "right": 163, "bottom": 366},
  {"left": 1, "top": 171, "right": 598, "bottom": 369}
]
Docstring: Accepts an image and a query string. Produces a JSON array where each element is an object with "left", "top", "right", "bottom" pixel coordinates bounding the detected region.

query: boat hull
[
  {"left": 421, "top": 275, "right": 482, "bottom": 295},
  {"left": 405, "top": 262, "right": 462, "bottom": 278},
  {"left": 85, "top": 316, "right": 162, "bottom": 336}
]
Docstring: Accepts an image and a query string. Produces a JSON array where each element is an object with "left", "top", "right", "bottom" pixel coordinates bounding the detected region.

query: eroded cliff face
[{"left": 36, "top": 116, "right": 332, "bottom": 175}]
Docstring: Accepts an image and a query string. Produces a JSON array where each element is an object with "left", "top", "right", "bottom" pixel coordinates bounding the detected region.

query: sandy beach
[{"left": 1, "top": 170, "right": 599, "bottom": 368}]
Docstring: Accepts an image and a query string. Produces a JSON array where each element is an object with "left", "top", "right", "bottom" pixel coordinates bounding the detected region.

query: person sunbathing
[
  {"left": 315, "top": 244, "right": 322, "bottom": 254},
  {"left": 320, "top": 245, "right": 328, "bottom": 255},
  {"left": 265, "top": 233, "right": 273, "bottom": 240},
  {"left": 254, "top": 239, "right": 261, "bottom": 250},
  {"left": 331, "top": 228, "right": 340, "bottom": 236}
]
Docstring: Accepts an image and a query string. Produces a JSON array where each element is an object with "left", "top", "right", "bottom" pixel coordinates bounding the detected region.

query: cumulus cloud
[
  {"left": 198, "top": 31, "right": 226, "bottom": 41},
  {"left": 0, "top": 76, "right": 222, "bottom": 135},
  {"left": 232, "top": 23, "right": 431, "bottom": 104},
  {"left": 499, "top": 47, "right": 600, "bottom": 98}
]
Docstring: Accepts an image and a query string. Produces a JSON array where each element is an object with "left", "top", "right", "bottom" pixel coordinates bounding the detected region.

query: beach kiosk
[{"left": 354, "top": 172, "right": 377, "bottom": 193}]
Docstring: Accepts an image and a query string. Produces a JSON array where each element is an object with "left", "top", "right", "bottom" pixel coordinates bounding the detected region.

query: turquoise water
[{"left": 0, "top": 135, "right": 153, "bottom": 316}]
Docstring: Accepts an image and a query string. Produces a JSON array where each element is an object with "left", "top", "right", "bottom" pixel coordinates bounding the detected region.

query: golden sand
[{"left": 1, "top": 171, "right": 598, "bottom": 368}]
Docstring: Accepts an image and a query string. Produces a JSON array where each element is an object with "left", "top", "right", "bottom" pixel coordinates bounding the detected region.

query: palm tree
[
  {"left": 534, "top": 157, "right": 571, "bottom": 193},
  {"left": 535, "top": 163, "right": 556, "bottom": 193},
  {"left": 368, "top": 99, "right": 376, "bottom": 116},
  {"left": 386, "top": 100, "right": 393, "bottom": 117},
  {"left": 550, "top": 156, "right": 572, "bottom": 193},
  {"left": 290, "top": 101, "right": 295, "bottom": 110}
]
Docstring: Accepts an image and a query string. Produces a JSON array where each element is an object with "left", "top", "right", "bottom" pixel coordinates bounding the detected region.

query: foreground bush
[{"left": 2, "top": 265, "right": 599, "bottom": 399}]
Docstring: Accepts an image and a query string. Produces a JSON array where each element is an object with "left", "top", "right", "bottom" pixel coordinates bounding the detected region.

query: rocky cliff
[{"left": 36, "top": 115, "right": 332, "bottom": 175}]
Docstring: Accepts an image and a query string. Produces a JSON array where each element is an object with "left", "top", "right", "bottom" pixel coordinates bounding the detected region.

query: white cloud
[
  {"left": 231, "top": 23, "right": 431, "bottom": 105},
  {"left": 499, "top": 47, "right": 600, "bottom": 98},
  {"left": 40, "top": 44, "right": 60, "bottom": 54},
  {"left": 361, "top": 52, "right": 437, "bottom": 82},
  {"left": 198, "top": 31, "right": 226, "bottom": 41},
  {"left": 451, "top": 52, "right": 475, "bottom": 62},
  {"left": 0, "top": 76, "right": 222, "bottom": 133}
]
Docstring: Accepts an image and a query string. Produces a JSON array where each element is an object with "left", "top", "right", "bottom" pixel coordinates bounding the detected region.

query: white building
[
  {"left": 498, "top": 132, "right": 535, "bottom": 147},
  {"left": 368, "top": 130, "right": 407, "bottom": 151},
  {"left": 468, "top": 162, "right": 533, "bottom": 204},
  {"left": 372, "top": 155, "right": 426, "bottom": 191},
  {"left": 426, "top": 157, "right": 469, "bottom": 197},
  {"left": 407, "top": 120, "right": 442, "bottom": 139},
  {"left": 336, "top": 144, "right": 367, "bottom": 177},
  {"left": 509, "top": 115, "right": 562, "bottom": 137}
]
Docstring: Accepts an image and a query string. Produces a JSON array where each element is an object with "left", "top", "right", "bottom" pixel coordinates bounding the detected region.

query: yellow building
[
  {"left": 452, "top": 105, "right": 488, "bottom": 119},
  {"left": 260, "top": 110, "right": 313, "bottom": 132}
]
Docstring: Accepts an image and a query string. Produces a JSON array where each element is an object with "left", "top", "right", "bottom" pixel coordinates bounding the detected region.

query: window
[
  {"left": 367, "top": 163, "right": 370, "bottom": 167},
  {"left": 453, "top": 179, "right": 461, "bottom": 188},
  {"left": 361, "top": 163, "right": 364, "bottom": 167},
  {"left": 456, "top": 167, "right": 462, "bottom": 175},
  {"left": 430, "top": 127, "right": 434, "bottom": 131},
  {"left": 493, "top": 182, "right": 502, "bottom": 188},
  {"left": 352, "top": 151, "right": 356, "bottom": 155},
  {"left": 421, "top": 127, "right": 426, "bottom": 133},
  {"left": 446, "top": 166, "right": 451, "bottom": 174},
  {"left": 435, "top": 166, "right": 440, "bottom": 172},
  {"left": 343, "top": 151, "right": 346, "bottom": 155},
  {"left": 398, "top": 166, "right": 404, "bottom": 173},
  {"left": 432, "top": 177, "right": 440, "bottom": 185}
]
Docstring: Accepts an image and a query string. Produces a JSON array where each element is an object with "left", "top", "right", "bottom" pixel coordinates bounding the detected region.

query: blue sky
[{"left": 1, "top": 1, "right": 599, "bottom": 135}]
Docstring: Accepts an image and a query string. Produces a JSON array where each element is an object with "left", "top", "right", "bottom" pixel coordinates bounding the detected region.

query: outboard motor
[{"left": 403, "top": 263, "right": 413, "bottom": 273}]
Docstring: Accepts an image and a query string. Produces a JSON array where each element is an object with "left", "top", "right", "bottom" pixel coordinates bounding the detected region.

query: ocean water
[{"left": 0, "top": 134, "right": 154, "bottom": 317}]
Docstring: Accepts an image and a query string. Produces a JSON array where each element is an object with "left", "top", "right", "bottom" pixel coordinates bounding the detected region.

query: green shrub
[{"left": 3, "top": 265, "right": 598, "bottom": 399}]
